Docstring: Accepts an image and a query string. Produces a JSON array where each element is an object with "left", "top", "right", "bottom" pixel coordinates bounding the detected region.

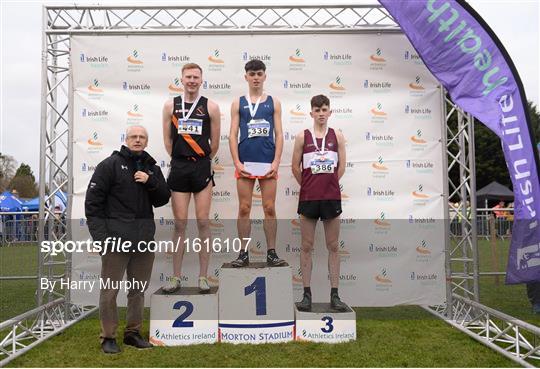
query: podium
[
  {"left": 294, "top": 303, "right": 356, "bottom": 343},
  {"left": 149, "top": 287, "right": 218, "bottom": 346},
  {"left": 218, "top": 262, "right": 294, "bottom": 344}
]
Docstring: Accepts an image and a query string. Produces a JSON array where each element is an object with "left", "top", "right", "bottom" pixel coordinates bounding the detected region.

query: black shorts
[
  {"left": 297, "top": 200, "right": 342, "bottom": 220},
  {"left": 167, "top": 157, "right": 214, "bottom": 193}
]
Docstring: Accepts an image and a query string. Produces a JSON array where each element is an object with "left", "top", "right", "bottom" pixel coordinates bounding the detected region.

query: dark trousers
[
  {"left": 99, "top": 251, "right": 155, "bottom": 339},
  {"left": 527, "top": 282, "right": 540, "bottom": 306}
]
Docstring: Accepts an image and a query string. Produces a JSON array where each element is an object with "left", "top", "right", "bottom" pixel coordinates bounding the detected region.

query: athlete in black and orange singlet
[{"left": 161, "top": 63, "right": 221, "bottom": 294}]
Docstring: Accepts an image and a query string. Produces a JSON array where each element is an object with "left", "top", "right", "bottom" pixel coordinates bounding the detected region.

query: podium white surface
[
  {"left": 218, "top": 262, "right": 294, "bottom": 344},
  {"left": 149, "top": 287, "right": 218, "bottom": 346},
  {"left": 294, "top": 303, "right": 356, "bottom": 343}
]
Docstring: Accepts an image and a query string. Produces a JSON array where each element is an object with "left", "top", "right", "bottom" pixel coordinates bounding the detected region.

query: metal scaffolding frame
[{"left": 1, "top": 3, "right": 538, "bottom": 366}]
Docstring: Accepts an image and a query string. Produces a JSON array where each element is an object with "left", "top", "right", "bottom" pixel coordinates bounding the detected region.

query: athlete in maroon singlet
[{"left": 291, "top": 94, "right": 348, "bottom": 312}]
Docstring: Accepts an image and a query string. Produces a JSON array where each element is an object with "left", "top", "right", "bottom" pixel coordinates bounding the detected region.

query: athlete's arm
[
  {"left": 291, "top": 132, "right": 304, "bottom": 185},
  {"left": 336, "top": 129, "right": 346, "bottom": 180},
  {"left": 208, "top": 100, "right": 221, "bottom": 159},
  {"left": 162, "top": 100, "right": 174, "bottom": 157},
  {"left": 229, "top": 98, "right": 249, "bottom": 176},
  {"left": 267, "top": 97, "right": 284, "bottom": 178}
]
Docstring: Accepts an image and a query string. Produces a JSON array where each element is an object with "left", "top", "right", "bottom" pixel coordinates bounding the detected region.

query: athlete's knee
[
  {"left": 238, "top": 202, "right": 251, "bottom": 218},
  {"left": 174, "top": 219, "right": 187, "bottom": 233},
  {"left": 262, "top": 202, "right": 276, "bottom": 218},
  {"left": 326, "top": 239, "right": 339, "bottom": 253},
  {"left": 195, "top": 209, "right": 210, "bottom": 221},
  {"left": 301, "top": 239, "right": 314, "bottom": 253}
]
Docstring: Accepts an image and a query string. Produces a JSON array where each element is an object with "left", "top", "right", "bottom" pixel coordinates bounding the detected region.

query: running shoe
[
  {"left": 231, "top": 251, "right": 249, "bottom": 268},
  {"left": 199, "top": 276, "right": 210, "bottom": 293},
  {"left": 161, "top": 276, "right": 181, "bottom": 294},
  {"left": 296, "top": 293, "right": 312, "bottom": 312},
  {"left": 267, "top": 250, "right": 287, "bottom": 267},
  {"left": 330, "top": 294, "right": 348, "bottom": 312}
]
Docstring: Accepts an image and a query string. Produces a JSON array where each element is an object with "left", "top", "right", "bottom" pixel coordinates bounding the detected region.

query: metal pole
[
  {"left": 441, "top": 88, "right": 453, "bottom": 318},
  {"left": 47, "top": 32, "right": 58, "bottom": 305},
  {"left": 64, "top": 46, "right": 75, "bottom": 311},
  {"left": 37, "top": 5, "right": 48, "bottom": 308},
  {"left": 457, "top": 109, "right": 471, "bottom": 297},
  {"left": 467, "top": 114, "right": 480, "bottom": 301}
]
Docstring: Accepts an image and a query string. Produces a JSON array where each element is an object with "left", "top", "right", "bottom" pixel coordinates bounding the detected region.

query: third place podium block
[
  {"left": 294, "top": 302, "right": 356, "bottom": 343},
  {"left": 219, "top": 262, "right": 294, "bottom": 344},
  {"left": 149, "top": 287, "right": 218, "bottom": 346}
]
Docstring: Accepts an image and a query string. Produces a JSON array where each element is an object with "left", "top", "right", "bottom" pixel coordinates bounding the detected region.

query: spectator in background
[
  {"left": 492, "top": 200, "right": 505, "bottom": 218},
  {"left": 0, "top": 215, "right": 4, "bottom": 243},
  {"left": 492, "top": 200, "right": 506, "bottom": 236},
  {"left": 30, "top": 214, "right": 38, "bottom": 241},
  {"left": 528, "top": 282, "right": 540, "bottom": 314}
]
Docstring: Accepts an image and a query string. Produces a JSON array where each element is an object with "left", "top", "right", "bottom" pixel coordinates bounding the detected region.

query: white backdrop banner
[{"left": 70, "top": 33, "right": 446, "bottom": 307}]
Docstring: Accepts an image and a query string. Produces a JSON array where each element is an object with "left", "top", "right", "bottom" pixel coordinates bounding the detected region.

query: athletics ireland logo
[
  {"left": 87, "top": 79, "right": 103, "bottom": 93},
  {"left": 370, "top": 48, "right": 386, "bottom": 63},
  {"left": 329, "top": 76, "right": 346, "bottom": 91},
  {"left": 168, "top": 78, "right": 184, "bottom": 93},
  {"left": 208, "top": 50, "right": 224, "bottom": 64},
  {"left": 127, "top": 50, "right": 143, "bottom": 64}
]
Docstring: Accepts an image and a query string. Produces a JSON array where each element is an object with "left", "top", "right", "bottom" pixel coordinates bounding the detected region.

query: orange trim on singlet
[{"left": 171, "top": 115, "right": 205, "bottom": 157}]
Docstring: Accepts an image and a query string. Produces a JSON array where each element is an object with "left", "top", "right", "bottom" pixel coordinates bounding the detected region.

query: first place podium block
[
  {"left": 219, "top": 262, "right": 294, "bottom": 344},
  {"left": 294, "top": 303, "right": 356, "bottom": 343},
  {"left": 149, "top": 287, "right": 218, "bottom": 346}
]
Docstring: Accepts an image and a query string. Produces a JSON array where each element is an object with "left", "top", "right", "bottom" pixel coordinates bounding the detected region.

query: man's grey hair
[{"left": 125, "top": 125, "right": 149, "bottom": 140}]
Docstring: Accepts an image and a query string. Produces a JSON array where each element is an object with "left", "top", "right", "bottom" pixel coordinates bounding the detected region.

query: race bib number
[
  {"left": 178, "top": 119, "right": 203, "bottom": 135},
  {"left": 247, "top": 119, "right": 270, "bottom": 138},
  {"left": 310, "top": 154, "right": 334, "bottom": 174}
]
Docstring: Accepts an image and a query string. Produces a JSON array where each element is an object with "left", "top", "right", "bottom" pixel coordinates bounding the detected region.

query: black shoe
[
  {"left": 296, "top": 293, "right": 312, "bottom": 312},
  {"left": 231, "top": 251, "right": 249, "bottom": 268},
  {"left": 101, "top": 338, "right": 121, "bottom": 354},
  {"left": 123, "top": 332, "right": 152, "bottom": 349},
  {"left": 267, "top": 251, "right": 287, "bottom": 267},
  {"left": 330, "top": 294, "right": 348, "bottom": 312}
]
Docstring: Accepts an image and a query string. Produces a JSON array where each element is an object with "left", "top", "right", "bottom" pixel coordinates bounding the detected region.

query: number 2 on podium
[
  {"left": 244, "top": 277, "right": 267, "bottom": 315},
  {"left": 172, "top": 301, "right": 194, "bottom": 328}
]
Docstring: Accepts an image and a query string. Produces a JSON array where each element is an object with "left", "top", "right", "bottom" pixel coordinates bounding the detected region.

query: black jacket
[{"left": 85, "top": 145, "right": 170, "bottom": 245}]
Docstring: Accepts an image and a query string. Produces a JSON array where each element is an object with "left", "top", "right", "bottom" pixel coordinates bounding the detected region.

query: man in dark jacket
[{"left": 85, "top": 125, "right": 170, "bottom": 354}]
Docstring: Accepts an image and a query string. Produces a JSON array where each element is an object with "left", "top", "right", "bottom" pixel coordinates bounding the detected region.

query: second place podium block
[
  {"left": 219, "top": 262, "right": 294, "bottom": 344},
  {"left": 149, "top": 287, "right": 219, "bottom": 346}
]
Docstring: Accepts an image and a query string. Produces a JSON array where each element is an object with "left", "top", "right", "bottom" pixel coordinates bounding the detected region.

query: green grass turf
[
  {"left": 0, "top": 240, "right": 535, "bottom": 367},
  {"left": 0, "top": 243, "right": 39, "bottom": 321},
  {"left": 5, "top": 307, "right": 516, "bottom": 367}
]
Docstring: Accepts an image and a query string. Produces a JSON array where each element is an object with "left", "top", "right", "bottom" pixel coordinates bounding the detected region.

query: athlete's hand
[
  {"left": 134, "top": 171, "right": 149, "bottom": 184},
  {"left": 235, "top": 161, "right": 251, "bottom": 177},
  {"left": 265, "top": 161, "right": 279, "bottom": 178}
]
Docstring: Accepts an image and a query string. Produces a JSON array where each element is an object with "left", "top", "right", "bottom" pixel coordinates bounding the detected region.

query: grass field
[{"left": 0, "top": 239, "right": 535, "bottom": 367}]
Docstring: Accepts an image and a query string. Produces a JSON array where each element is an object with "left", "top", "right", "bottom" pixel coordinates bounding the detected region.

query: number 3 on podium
[{"left": 244, "top": 277, "right": 267, "bottom": 316}]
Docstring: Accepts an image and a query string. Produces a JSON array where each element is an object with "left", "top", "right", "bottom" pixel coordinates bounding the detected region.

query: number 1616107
[{"left": 184, "top": 237, "right": 251, "bottom": 253}]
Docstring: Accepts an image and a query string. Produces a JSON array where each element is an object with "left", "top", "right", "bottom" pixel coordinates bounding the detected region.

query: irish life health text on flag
[{"left": 379, "top": 0, "right": 540, "bottom": 284}]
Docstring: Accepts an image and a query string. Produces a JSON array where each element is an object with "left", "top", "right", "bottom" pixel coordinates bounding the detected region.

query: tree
[
  {"left": 0, "top": 152, "right": 17, "bottom": 193},
  {"left": 8, "top": 163, "right": 38, "bottom": 198},
  {"left": 8, "top": 176, "right": 38, "bottom": 198},
  {"left": 14, "top": 163, "right": 35, "bottom": 181}
]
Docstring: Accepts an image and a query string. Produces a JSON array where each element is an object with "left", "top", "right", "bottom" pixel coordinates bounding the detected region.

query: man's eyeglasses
[{"left": 127, "top": 135, "right": 147, "bottom": 140}]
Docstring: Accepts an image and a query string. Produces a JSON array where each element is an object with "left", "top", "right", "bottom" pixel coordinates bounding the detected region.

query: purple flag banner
[{"left": 379, "top": 0, "right": 540, "bottom": 284}]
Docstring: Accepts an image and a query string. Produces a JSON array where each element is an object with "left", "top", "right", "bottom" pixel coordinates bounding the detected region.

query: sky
[{"left": 1, "top": 0, "right": 539, "bottom": 180}]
